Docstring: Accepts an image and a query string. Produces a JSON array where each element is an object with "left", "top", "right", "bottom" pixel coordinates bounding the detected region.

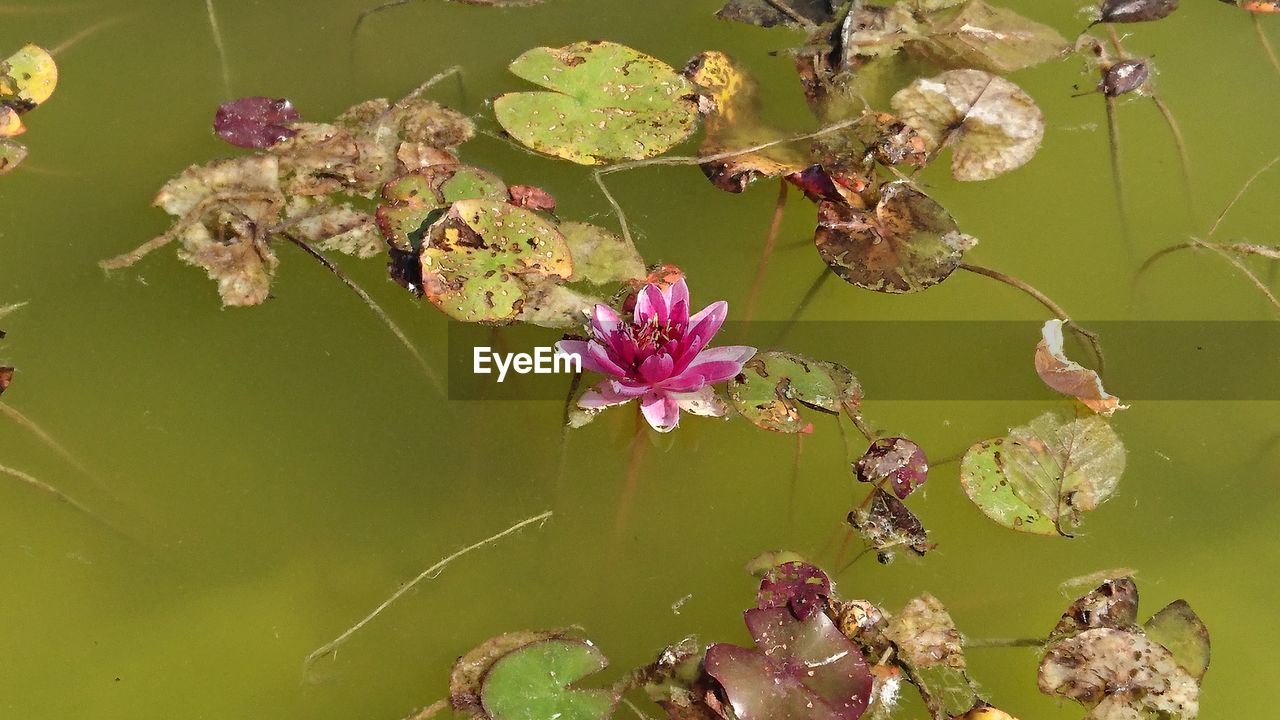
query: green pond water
[{"left": 1, "top": 1, "right": 1278, "bottom": 718}]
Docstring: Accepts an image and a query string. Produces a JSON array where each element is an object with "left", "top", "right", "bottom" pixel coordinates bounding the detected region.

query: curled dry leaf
[
  {"left": 214, "top": 97, "right": 299, "bottom": 149},
  {"left": 559, "top": 221, "right": 645, "bottom": 285},
  {"left": 420, "top": 199, "right": 573, "bottom": 323},
  {"left": 0, "top": 44, "right": 57, "bottom": 112},
  {"left": 0, "top": 138, "right": 26, "bottom": 174},
  {"left": 1039, "top": 628, "right": 1200, "bottom": 720},
  {"left": 284, "top": 197, "right": 382, "bottom": 258},
  {"left": 855, "top": 437, "right": 929, "bottom": 499},
  {"left": 1052, "top": 576, "right": 1139, "bottom": 638},
  {"left": 728, "top": 350, "right": 862, "bottom": 433},
  {"left": 755, "top": 561, "right": 831, "bottom": 620},
  {"left": 959, "top": 412, "right": 1126, "bottom": 536},
  {"left": 507, "top": 184, "right": 557, "bottom": 212},
  {"left": 1101, "top": 59, "right": 1150, "bottom": 97},
  {"left": 0, "top": 366, "right": 11, "bottom": 396},
  {"left": 1034, "top": 319, "right": 1125, "bottom": 415},
  {"left": 683, "top": 51, "right": 808, "bottom": 193},
  {"left": 885, "top": 594, "right": 981, "bottom": 719},
  {"left": 848, "top": 488, "right": 932, "bottom": 556},
  {"left": 494, "top": 41, "right": 698, "bottom": 165},
  {"left": 705, "top": 607, "right": 873, "bottom": 720},
  {"left": 814, "top": 182, "right": 976, "bottom": 293},
  {"left": 907, "top": 0, "right": 1069, "bottom": 74},
  {"left": 891, "top": 69, "right": 1044, "bottom": 181},
  {"left": 480, "top": 638, "right": 616, "bottom": 720},
  {"left": 1098, "top": 0, "right": 1180, "bottom": 24},
  {"left": 1144, "top": 600, "right": 1211, "bottom": 681}
]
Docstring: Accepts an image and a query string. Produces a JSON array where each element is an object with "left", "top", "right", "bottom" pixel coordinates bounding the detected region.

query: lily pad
[
  {"left": 0, "top": 44, "right": 57, "bottom": 112},
  {"left": 559, "top": 221, "right": 645, "bottom": 285},
  {"left": 1039, "top": 628, "right": 1200, "bottom": 720},
  {"left": 848, "top": 488, "right": 932, "bottom": 556},
  {"left": 480, "top": 638, "right": 616, "bottom": 720},
  {"left": 814, "top": 183, "right": 976, "bottom": 293},
  {"left": 854, "top": 437, "right": 928, "bottom": 499},
  {"left": 494, "top": 41, "right": 697, "bottom": 165},
  {"left": 420, "top": 199, "right": 573, "bottom": 323},
  {"left": 891, "top": 69, "right": 1044, "bottom": 181},
  {"left": 450, "top": 629, "right": 571, "bottom": 713},
  {"left": 705, "top": 607, "right": 872, "bottom": 720},
  {"left": 959, "top": 412, "right": 1126, "bottom": 537},
  {"left": 885, "top": 594, "right": 980, "bottom": 719},
  {"left": 728, "top": 350, "right": 862, "bottom": 433},
  {"left": 1035, "top": 319, "right": 1125, "bottom": 416},
  {"left": 377, "top": 166, "right": 508, "bottom": 251},
  {"left": 755, "top": 561, "right": 831, "bottom": 620},
  {"left": 907, "top": 1, "right": 1069, "bottom": 74},
  {"left": 0, "top": 138, "right": 26, "bottom": 174},
  {"left": 1143, "top": 600, "right": 1210, "bottom": 681},
  {"left": 684, "top": 51, "right": 808, "bottom": 193}
]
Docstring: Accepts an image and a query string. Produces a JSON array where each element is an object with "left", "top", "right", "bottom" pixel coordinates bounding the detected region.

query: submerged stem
[
  {"left": 1149, "top": 94, "right": 1196, "bottom": 222},
  {"left": 1207, "top": 154, "right": 1280, "bottom": 240},
  {"left": 0, "top": 402, "right": 100, "bottom": 484},
  {"left": 958, "top": 263, "right": 1105, "bottom": 374},
  {"left": 303, "top": 509, "right": 553, "bottom": 671},
  {"left": 1255, "top": 14, "right": 1280, "bottom": 80},
  {"left": 204, "top": 0, "right": 233, "bottom": 97},
  {"left": 1104, "top": 94, "right": 1132, "bottom": 256},
  {"left": 774, "top": 269, "right": 830, "bottom": 346},
  {"left": 612, "top": 408, "right": 648, "bottom": 547},
  {"left": 742, "top": 181, "right": 789, "bottom": 329},
  {"left": 280, "top": 234, "right": 444, "bottom": 395},
  {"left": 49, "top": 16, "right": 122, "bottom": 56},
  {"left": 966, "top": 637, "right": 1046, "bottom": 649}
]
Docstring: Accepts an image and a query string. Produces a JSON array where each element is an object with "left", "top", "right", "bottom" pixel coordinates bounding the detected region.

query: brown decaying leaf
[
  {"left": 891, "top": 69, "right": 1044, "bottom": 181},
  {"left": 1034, "top": 319, "right": 1125, "bottom": 415},
  {"left": 814, "top": 182, "right": 976, "bottom": 294},
  {"left": 907, "top": 0, "right": 1069, "bottom": 75},
  {"left": 714, "top": 0, "right": 835, "bottom": 29},
  {"left": 285, "top": 197, "right": 383, "bottom": 259},
  {"left": 1101, "top": 58, "right": 1150, "bottom": 97},
  {"left": 1051, "top": 576, "right": 1139, "bottom": 638},
  {"left": 1098, "top": 0, "right": 1179, "bottom": 24},
  {"left": 848, "top": 488, "right": 931, "bottom": 556},
  {"left": 0, "top": 367, "right": 12, "bottom": 396},
  {"left": 1039, "top": 628, "right": 1200, "bottom": 720}
]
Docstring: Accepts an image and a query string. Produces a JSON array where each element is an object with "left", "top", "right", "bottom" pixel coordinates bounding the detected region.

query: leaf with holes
[
  {"left": 494, "top": 41, "right": 698, "bottom": 165},
  {"left": 214, "top": 97, "right": 299, "bottom": 149},
  {"left": 885, "top": 594, "right": 981, "bottom": 719},
  {"left": 959, "top": 412, "right": 1126, "bottom": 537},
  {"left": 706, "top": 607, "right": 873, "bottom": 720},
  {"left": 891, "top": 70, "right": 1044, "bottom": 181},
  {"left": 0, "top": 44, "right": 57, "bottom": 112},
  {"left": 1039, "top": 628, "right": 1200, "bottom": 720},
  {"left": 855, "top": 437, "right": 929, "bottom": 499},
  {"left": 848, "top": 488, "right": 932, "bottom": 556},
  {"left": 755, "top": 561, "right": 831, "bottom": 620},
  {"left": 728, "top": 351, "right": 862, "bottom": 433},
  {"left": 377, "top": 166, "right": 509, "bottom": 252},
  {"left": 815, "top": 183, "right": 976, "bottom": 294},
  {"left": 1051, "top": 575, "right": 1139, "bottom": 639},
  {"left": 420, "top": 199, "right": 573, "bottom": 323}
]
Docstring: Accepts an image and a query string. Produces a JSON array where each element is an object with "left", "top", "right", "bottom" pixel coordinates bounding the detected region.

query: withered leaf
[
  {"left": 285, "top": 197, "right": 382, "bottom": 259},
  {"left": 559, "top": 222, "right": 645, "bottom": 285},
  {"left": 884, "top": 594, "right": 981, "bottom": 718},
  {"left": 517, "top": 283, "right": 603, "bottom": 329},
  {"left": 1034, "top": 319, "right": 1125, "bottom": 415},
  {"left": 1098, "top": 0, "right": 1180, "bottom": 24},
  {"left": 907, "top": 1, "right": 1069, "bottom": 74},
  {"left": 714, "top": 0, "right": 836, "bottom": 29},
  {"left": 891, "top": 69, "right": 1044, "bottom": 181},
  {"left": 1143, "top": 600, "right": 1211, "bottom": 682},
  {"left": 1101, "top": 58, "right": 1150, "bottom": 97},
  {"left": 0, "top": 366, "right": 12, "bottom": 396},
  {"left": 0, "top": 138, "right": 26, "bottom": 175},
  {"left": 214, "top": 97, "right": 299, "bottom": 149},
  {"left": 1052, "top": 576, "right": 1139, "bottom": 638},
  {"left": 1039, "top": 628, "right": 1200, "bottom": 719},
  {"left": 848, "top": 488, "right": 931, "bottom": 556},
  {"left": 814, "top": 183, "right": 976, "bottom": 294},
  {"left": 854, "top": 437, "right": 929, "bottom": 499}
]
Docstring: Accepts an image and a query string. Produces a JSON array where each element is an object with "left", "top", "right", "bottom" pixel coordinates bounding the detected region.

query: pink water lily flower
[{"left": 556, "top": 279, "right": 756, "bottom": 433}]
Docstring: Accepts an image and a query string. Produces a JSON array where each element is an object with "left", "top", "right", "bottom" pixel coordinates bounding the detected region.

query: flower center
[{"left": 629, "top": 318, "right": 679, "bottom": 351}]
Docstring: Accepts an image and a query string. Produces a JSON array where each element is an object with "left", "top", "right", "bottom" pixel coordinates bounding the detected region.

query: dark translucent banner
[{"left": 446, "top": 321, "right": 1280, "bottom": 401}]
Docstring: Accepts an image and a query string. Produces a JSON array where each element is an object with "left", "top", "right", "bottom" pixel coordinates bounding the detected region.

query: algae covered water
[{"left": 1, "top": 1, "right": 1278, "bottom": 718}]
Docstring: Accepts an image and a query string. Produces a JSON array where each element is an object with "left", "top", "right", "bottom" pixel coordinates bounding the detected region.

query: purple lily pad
[
  {"left": 757, "top": 562, "right": 831, "bottom": 620},
  {"left": 214, "top": 96, "right": 299, "bottom": 148},
  {"left": 854, "top": 437, "right": 928, "bottom": 499},
  {"left": 706, "top": 607, "right": 872, "bottom": 720}
]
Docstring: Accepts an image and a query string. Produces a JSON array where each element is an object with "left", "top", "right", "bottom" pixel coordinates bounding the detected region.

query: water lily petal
[
  {"left": 641, "top": 390, "right": 681, "bottom": 432},
  {"left": 676, "top": 345, "right": 757, "bottom": 386},
  {"left": 638, "top": 353, "right": 676, "bottom": 384},
  {"left": 634, "top": 283, "right": 668, "bottom": 325},
  {"left": 556, "top": 339, "right": 623, "bottom": 378},
  {"left": 686, "top": 301, "right": 728, "bottom": 347},
  {"left": 591, "top": 304, "right": 622, "bottom": 338},
  {"left": 667, "top": 279, "right": 691, "bottom": 325},
  {"left": 579, "top": 382, "right": 642, "bottom": 409},
  {"left": 674, "top": 386, "right": 728, "bottom": 417}
]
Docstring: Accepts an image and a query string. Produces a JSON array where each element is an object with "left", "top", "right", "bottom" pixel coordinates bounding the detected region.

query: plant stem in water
[{"left": 741, "top": 180, "right": 789, "bottom": 330}]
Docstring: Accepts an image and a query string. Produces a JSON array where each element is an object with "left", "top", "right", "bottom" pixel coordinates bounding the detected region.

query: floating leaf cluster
[{"left": 0, "top": 44, "right": 57, "bottom": 175}]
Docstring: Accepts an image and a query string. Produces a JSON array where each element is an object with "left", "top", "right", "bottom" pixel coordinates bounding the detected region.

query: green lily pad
[
  {"left": 1144, "top": 600, "right": 1211, "bottom": 681},
  {"left": 728, "top": 351, "right": 861, "bottom": 433},
  {"left": 0, "top": 44, "right": 57, "bottom": 112},
  {"left": 420, "top": 199, "right": 573, "bottom": 323},
  {"left": 959, "top": 412, "right": 1126, "bottom": 537},
  {"left": 559, "top": 221, "right": 644, "bottom": 285},
  {"left": 814, "top": 183, "right": 976, "bottom": 294},
  {"left": 494, "top": 41, "right": 697, "bottom": 165},
  {"left": 0, "top": 138, "right": 26, "bottom": 175},
  {"left": 480, "top": 639, "right": 616, "bottom": 720},
  {"left": 377, "top": 166, "right": 508, "bottom": 251}
]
